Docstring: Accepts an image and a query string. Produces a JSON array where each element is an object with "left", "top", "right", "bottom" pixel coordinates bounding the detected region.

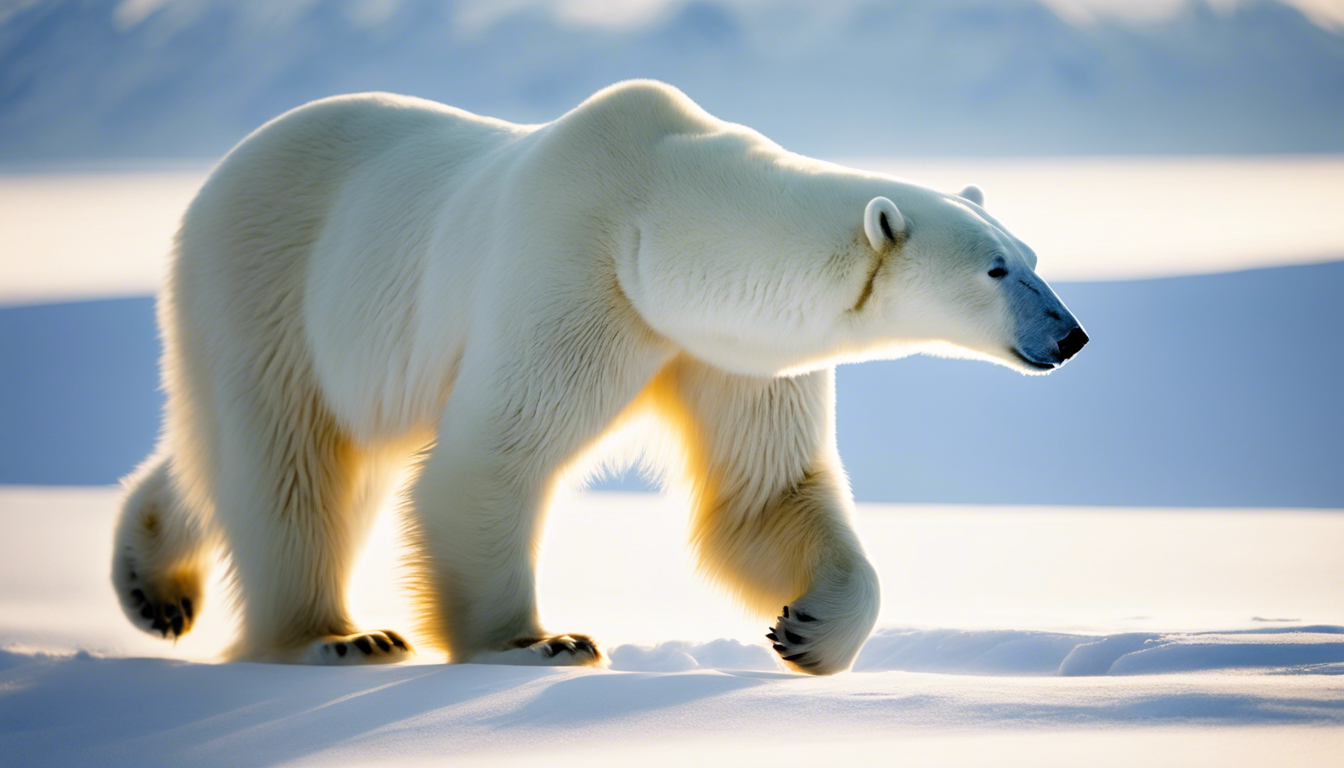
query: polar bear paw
[
  {"left": 301, "top": 630, "right": 413, "bottom": 665},
  {"left": 767, "top": 598, "right": 874, "bottom": 676},
  {"left": 767, "top": 559, "right": 881, "bottom": 675},
  {"left": 767, "top": 604, "right": 828, "bottom": 673},
  {"left": 114, "top": 553, "right": 201, "bottom": 640},
  {"left": 464, "top": 634, "right": 603, "bottom": 667}
]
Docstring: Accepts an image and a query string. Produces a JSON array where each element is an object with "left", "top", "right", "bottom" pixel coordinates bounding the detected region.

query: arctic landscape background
[{"left": 4, "top": 2, "right": 1344, "bottom": 765}]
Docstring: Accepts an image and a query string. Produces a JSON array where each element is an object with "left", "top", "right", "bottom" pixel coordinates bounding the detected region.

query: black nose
[{"left": 1056, "top": 326, "right": 1089, "bottom": 362}]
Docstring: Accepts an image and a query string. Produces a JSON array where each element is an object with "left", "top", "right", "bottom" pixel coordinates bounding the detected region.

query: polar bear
[{"left": 111, "top": 80, "right": 1086, "bottom": 675}]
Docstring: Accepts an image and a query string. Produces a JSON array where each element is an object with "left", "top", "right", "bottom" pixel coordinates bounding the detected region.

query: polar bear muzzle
[
  {"left": 1013, "top": 320, "right": 1089, "bottom": 371},
  {"left": 1006, "top": 268, "right": 1088, "bottom": 372}
]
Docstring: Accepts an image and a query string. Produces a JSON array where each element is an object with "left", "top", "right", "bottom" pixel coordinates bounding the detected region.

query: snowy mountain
[{"left": 1, "top": 0, "right": 1342, "bottom": 162}]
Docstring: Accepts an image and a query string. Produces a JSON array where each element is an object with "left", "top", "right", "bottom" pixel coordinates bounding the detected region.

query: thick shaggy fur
[{"left": 112, "top": 81, "right": 1083, "bottom": 674}]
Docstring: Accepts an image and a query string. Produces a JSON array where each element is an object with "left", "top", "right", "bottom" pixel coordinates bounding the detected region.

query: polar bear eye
[{"left": 988, "top": 266, "right": 1008, "bottom": 279}]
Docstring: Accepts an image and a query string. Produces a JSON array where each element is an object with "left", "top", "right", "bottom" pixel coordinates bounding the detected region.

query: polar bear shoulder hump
[{"left": 556, "top": 80, "right": 723, "bottom": 140}]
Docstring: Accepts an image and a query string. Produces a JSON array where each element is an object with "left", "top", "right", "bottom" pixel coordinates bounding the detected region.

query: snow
[
  {"left": 0, "top": 169, "right": 201, "bottom": 305},
  {"left": 2, "top": 487, "right": 1342, "bottom": 765}
]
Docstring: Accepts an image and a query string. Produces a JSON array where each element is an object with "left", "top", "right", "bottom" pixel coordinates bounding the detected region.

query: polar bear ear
[
  {"left": 863, "top": 196, "right": 904, "bottom": 251},
  {"left": 959, "top": 185, "right": 985, "bottom": 207}
]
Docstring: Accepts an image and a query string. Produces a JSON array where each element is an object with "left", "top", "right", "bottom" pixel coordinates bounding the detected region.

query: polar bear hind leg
[
  {"left": 113, "top": 453, "right": 216, "bottom": 639},
  {"left": 212, "top": 376, "right": 413, "bottom": 665}
]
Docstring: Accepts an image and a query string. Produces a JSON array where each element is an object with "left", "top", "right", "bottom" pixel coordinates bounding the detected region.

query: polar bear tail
[{"left": 112, "top": 452, "right": 217, "bottom": 640}]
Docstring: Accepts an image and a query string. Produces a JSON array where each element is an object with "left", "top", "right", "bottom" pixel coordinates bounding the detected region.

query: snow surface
[{"left": 2, "top": 487, "right": 1341, "bottom": 765}]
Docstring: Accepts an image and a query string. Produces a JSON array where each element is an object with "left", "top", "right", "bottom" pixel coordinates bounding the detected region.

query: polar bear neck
[
  {"left": 628, "top": 133, "right": 921, "bottom": 374},
  {"left": 527, "top": 80, "right": 947, "bottom": 377}
]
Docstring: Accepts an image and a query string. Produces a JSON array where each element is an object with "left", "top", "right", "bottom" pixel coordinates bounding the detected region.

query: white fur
[{"left": 111, "top": 81, "right": 1082, "bottom": 674}]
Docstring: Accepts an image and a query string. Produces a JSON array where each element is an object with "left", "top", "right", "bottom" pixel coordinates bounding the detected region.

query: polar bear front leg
[
  {"left": 661, "top": 361, "right": 880, "bottom": 675},
  {"left": 410, "top": 313, "right": 672, "bottom": 666},
  {"left": 412, "top": 434, "right": 599, "bottom": 666}
]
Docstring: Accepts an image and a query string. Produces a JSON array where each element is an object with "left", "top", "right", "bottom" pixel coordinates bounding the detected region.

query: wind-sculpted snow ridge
[
  {"left": 607, "top": 638, "right": 781, "bottom": 672},
  {"left": 605, "top": 626, "right": 1344, "bottom": 676}
]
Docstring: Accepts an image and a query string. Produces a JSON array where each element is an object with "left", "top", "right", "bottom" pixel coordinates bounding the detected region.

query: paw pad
[
  {"left": 120, "top": 566, "right": 196, "bottom": 640},
  {"left": 310, "top": 630, "right": 412, "bottom": 665},
  {"left": 514, "top": 634, "right": 601, "bottom": 662}
]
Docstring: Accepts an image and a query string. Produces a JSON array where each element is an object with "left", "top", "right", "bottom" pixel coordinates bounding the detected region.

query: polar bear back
[
  {"left": 192, "top": 83, "right": 732, "bottom": 443},
  {"left": 172, "top": 93, "right": 544, "bottom": 442}
]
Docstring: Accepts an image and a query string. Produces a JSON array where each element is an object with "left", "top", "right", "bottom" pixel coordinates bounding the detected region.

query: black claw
[
  {"left": 543, "top": 643, "right": 560, "bottom": 658},
  {"left": 181, "top": 597, "right": 194, "bottom": 621},
  {"left": 373, "top": 635, "right": 392, "bottom": 653},
  {"left": 772, "top": 644, "right": 788, "bottom": 653},
  {"left": 139, "top": 604, "right": 155, "bottom": 620},
  {"left": 170, "top": 614, "right": 183, "bottom": 636},
  {"left": 163, "top": 603, "right": 179, "bottom": 619},
  {"left": 784, "top": 629, "right": 805, "bottom": 645},
  {"left": 352, "top": 636, "right": 374, "bottom": 655},
  {"left": 384, "top": 631, "right": 407, "bottom": 649},
  {"left": 782, "top": 652, "right": 809, "bottom": 663},
  {"left": 130, "top": 589, "right": 146, "bottom": 605},
  {"left": 795, "top": 610, "right": 817, "bottom": 623},
  {"left": 783, "top": 606, "right": 790, "bottom": 618},
  {"left": 334, "top": 642, "right": 348, "bottom": 657},
  {"left": 765, "top": 631, "right": 778, "bottom": 641}
]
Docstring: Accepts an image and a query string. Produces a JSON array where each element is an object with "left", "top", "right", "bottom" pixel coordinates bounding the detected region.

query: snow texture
[
  {"left": 2, "top": 487, "right": 1342, "bottom": 765},
  {"left": 609, "top": 628, "right": 1344, "bottom": 676},
  {"left": 2, "top": 646, "right": 1343, "bottom": 767}
]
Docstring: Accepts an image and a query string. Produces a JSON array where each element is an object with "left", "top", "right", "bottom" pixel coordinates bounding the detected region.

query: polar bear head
[
  {"left": 617, "top": 110, "right": 1085, "bottom": 376},
  {"left": 853, "top": 185, "right": 1088, "bottom": 376}
]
